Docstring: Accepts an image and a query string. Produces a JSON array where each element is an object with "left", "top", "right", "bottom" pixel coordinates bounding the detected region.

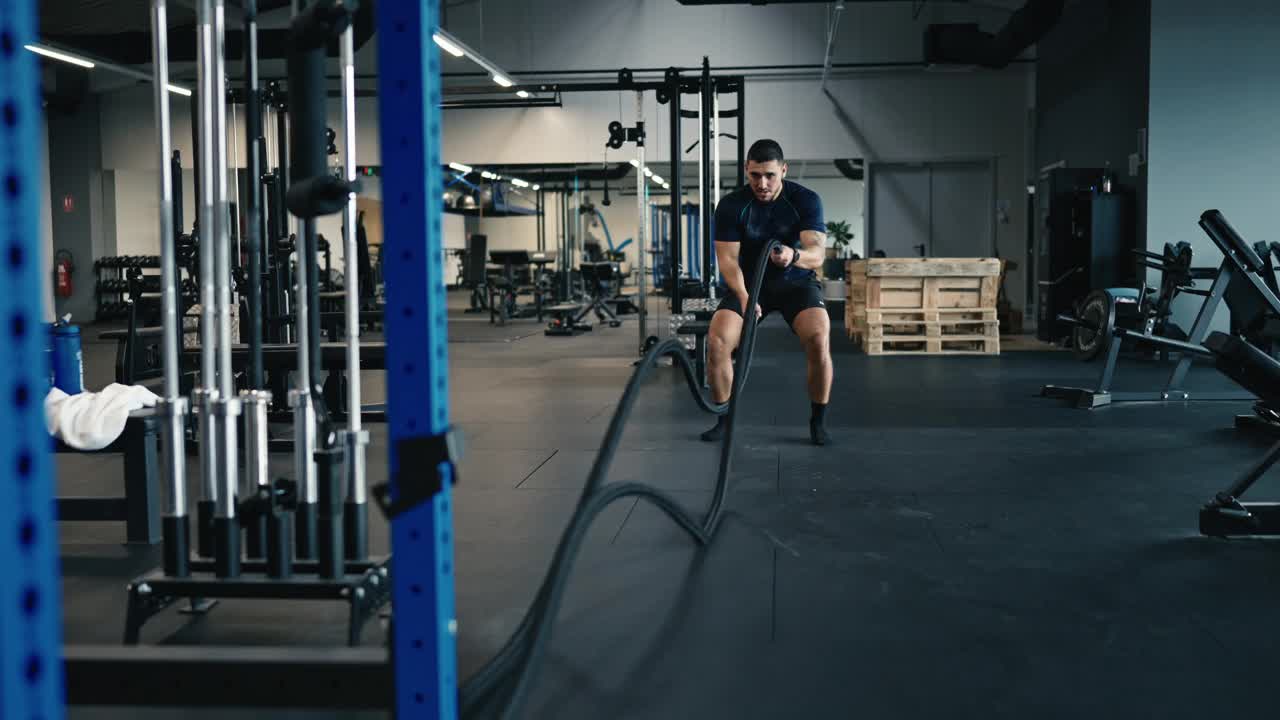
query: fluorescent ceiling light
[
  {"left": 433, "top": 34, "right": 465, "bottom": 57},
  {"left": 27, "top": 42, "right": 190, "bottom": 97},
  {"left": 662, "top": 182, "right": 671, "bottom": 189},
  {"left": 448, "top": 162, "right": 473, "bottom": 173},
  {"left": 480, "top": 171, "right": 496, "bottom": 180},
  {"left": 492, "top": 74, "right": 513, "bottom": 87},
  {"left": 643, "top": 168, "right": 653, "bottom": 177},
  {"left": 516, "top": 90, "right": 530, "bottom": 98},
  {"left": 25, "top": 44, "right": 94, "bottom": 68},
  {"left": 651, "top": 174, "right": 664, "bottom": 184},
  {"left": 629, "top": 159, "right": 640, "bottom": 168},
  {"left": 532, "top": 184, "right": 540, "bottom": 191},
  {"left": 510, "top": 178, "right": 529, "bottom": 187}
]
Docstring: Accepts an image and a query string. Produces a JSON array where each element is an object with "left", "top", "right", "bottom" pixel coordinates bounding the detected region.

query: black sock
[
  {"left": 811, "top": 402, "right": 828, "bottom": 425},
  {"left": 700, "top": 414, "right": 728, "bottom": 442},
  {"left": 810, "top": 403, "right": 830, "bottom": 445}
]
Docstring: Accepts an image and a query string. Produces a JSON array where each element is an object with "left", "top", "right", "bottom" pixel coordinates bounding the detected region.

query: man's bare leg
[
  {"left": 792, "top": 307, "right": 833, "bottom": 444},
  {"left": 701, "top": 308, "right": 744, "bottom": 441}
]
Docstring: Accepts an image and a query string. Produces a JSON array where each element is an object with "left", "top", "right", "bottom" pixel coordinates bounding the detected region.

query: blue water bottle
[{"left": 51, "top": 320, "right": 84, "bottom": 395}]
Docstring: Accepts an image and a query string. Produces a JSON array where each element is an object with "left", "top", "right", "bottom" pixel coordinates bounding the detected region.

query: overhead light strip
[
  {"left": 24, "top": 44, "right": 94, "bottom": 68},
  {"left": 432, "top": 33, "right": 465, "bottom": 58},
  {"left": 432, "top": 28, "right": 530, "bottom": 95},
  {"left": 25, "top": 42, "right": 191, "bottom": 95}
]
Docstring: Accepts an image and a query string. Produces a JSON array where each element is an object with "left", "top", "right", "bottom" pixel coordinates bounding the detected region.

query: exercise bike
[{"left": 1069, "top": 241, "right": 1215, "bottom": 361}]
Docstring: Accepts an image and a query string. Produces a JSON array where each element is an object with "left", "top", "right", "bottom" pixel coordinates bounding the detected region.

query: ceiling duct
[
  {"left": 924, "top": 0, "right": 1063, "bottom": 69},
  {"left": 833, "top": 158, "right": 865, "bottom": 181}
]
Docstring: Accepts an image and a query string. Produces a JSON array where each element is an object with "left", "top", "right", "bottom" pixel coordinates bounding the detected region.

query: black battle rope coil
[{"left": 460, "top": 239, "right": 782, "bottom": 720}]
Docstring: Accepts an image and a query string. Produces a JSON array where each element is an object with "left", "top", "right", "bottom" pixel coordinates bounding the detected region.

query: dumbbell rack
[{"left": 95, "top": 256, "right": 162, "bottom": 321}]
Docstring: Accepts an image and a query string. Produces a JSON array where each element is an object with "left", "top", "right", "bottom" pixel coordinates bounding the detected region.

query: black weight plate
[{"left": 1072, "top": 290, "right": 1113, "bottom": 362}]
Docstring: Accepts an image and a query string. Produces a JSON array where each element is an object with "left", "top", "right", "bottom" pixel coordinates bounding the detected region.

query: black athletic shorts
[{"left": 715, "top": 281, "right": 826, "bottom": 330}]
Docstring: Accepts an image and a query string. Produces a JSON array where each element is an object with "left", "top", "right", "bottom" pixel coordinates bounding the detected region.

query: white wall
[
  {"left": 1147, "top": 0, "right": 1280, "bottom": 331},
  {"left": 443, "top": 0, "right": 1020, "bottom": 73},
  {"left": 99, "top": 86, "right": 381, "bottom": 172},
  {"left": 796, "top": 177, "right": 865, "bottom": 257}
]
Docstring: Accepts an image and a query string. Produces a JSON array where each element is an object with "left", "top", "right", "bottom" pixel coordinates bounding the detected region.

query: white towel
[{"left": 45, "top": 383, "right": 160, "bottom": 451}]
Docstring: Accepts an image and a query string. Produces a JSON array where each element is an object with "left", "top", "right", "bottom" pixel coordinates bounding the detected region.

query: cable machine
[
  {"left": 520, "top": 67, "right": 746, "bottom": 352},
  {"left": 44, "top": 16, "right": 745, "bottom": 717}
]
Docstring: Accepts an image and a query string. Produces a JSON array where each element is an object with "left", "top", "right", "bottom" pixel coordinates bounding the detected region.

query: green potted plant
[{"left": 823, "top": 220, "right": 853, "bottom": 280}]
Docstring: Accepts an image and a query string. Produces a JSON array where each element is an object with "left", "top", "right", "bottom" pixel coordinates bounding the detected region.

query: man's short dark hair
[{"left": 747, "top": 139, "right": 785, "bottom": 165}]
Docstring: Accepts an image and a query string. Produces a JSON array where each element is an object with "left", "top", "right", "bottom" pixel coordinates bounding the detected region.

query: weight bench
[
  {"left": 55, "top": 409, "right": 161, "bottom": 545},
  {"left": 606, "top": 289, "right": 640, "bottom": 315},
  {"left": 677, "top": 314, "right": 713, "bottom": 388},
  {"left": 269, "top": 309, "right": 384, "bottom": 341},
  {"left": 1196, "top": 331, "right": 1280, "bottom": 537},
  {"left": 545, "top": 303, "right": 587, "bottom": 336},
  {"left": 1042, "top": 209, "right": 1280, "bottom": 408},
  {"left": 487, "top": 249, "right": 547, "bottom": 326},
  {"left": 569, "top": 261, "right": 624, "bottom": 329},
  {"left": 177, "top": 340, "right": 387, "bottom": 417},
  {"left": 102, "top": 326, "right": 164, "bottom": 386}
]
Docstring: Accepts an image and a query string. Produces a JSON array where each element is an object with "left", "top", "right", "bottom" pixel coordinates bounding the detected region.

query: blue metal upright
[
  {"left": 376, "top": 1, "right": 459, "bottom": 718},
  {"left": 0, "top": 1, "right": 66, "bottom": 717}
]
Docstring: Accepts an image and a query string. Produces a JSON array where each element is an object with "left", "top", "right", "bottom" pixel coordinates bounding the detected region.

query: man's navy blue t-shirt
[{"left": 714, "top": 179, "right": 825, "bottom": 294}]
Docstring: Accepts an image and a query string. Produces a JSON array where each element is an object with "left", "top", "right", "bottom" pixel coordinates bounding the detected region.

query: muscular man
[{"left": 700, "top": 139, "right": 834, "bottom": 446}]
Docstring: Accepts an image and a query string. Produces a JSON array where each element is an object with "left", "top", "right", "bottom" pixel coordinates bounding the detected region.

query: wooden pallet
[
  {"left": 866, "top": 322, "right": 999, "bottom": 340},
  {"left": 845, "top": 258, "right": 1001, "bottom": 353},
  {"left": 864, "top": 309, "right": 997, "bottom": 339},
  {"left": 864, "top": 334, "right": 1001, "bottom": 356},
  {"left": 864, "top": 308, "right": 997, "bottom": 324},
  {"left": 848, "top": 259, "right": 1000, "bottom": 309}
]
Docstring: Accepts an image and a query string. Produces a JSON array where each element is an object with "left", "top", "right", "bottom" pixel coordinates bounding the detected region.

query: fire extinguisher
[{"left": 54, "top": 249, "right": 74, "bottom": 298}]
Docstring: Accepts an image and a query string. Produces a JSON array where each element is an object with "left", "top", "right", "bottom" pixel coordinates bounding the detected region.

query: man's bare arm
[
  {"left": 792, "top": 230, "right": 827, "bottom": 270},
  {"left": 716, "top": 241, "right": 747, "bottom": 301}
]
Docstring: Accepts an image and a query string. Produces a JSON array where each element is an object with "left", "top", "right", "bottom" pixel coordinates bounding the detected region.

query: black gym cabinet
[{"left": 1035, "top": 167, "right": 1136, "bottom": 342}]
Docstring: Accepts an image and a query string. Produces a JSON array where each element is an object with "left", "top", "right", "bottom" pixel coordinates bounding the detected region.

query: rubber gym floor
[{"left": 61, "top": 297, "right": 1280, "bottom": 719}]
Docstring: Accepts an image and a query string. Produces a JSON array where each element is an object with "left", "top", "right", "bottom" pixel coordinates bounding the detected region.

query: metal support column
[
  {"left": 376, "top": 1, "right": 459, "bottom": 717},
  {"left": 340, "top": 24, "right": 369, "bottom": 561},
  {"left": 195, "top": 0, "right": 221, "bottom": 559},
  {"left": 711, "top": 83, "right": 721, "bottom": 288},
  {"left": 210, "top": 0, "right": 242, "bottom": 579},
  {"left": 151, "top": 0, "right": 191, "bottom": 577},
  {"left": 668, "top": 71, "right": 683, "bottom": 313},
  {"left": 635, "top": 92, "right": 649, "bottom": 353},
  {"left": 535, "top": 189, "right": 543, "bottom": 252},
  {"left": 243, "top": 0, "right": 264, "bottom": 389},
  {"left": 737, "top": 82, "right": 745, "bottom": 189},
  {"left": 696, "top": 71, "right": 704, "bottom": 286},
  {"left": 558, "top": 191, "right": 568, "bottom": 299},
  {"left": 240, "top": 0, "right": 268, "bottom": 559},
  {"left": 0, "top": 1, "right": 65, "bottom": 715},
  {"left": 700, "top": 58, "right": 713, "bottom": 296}
]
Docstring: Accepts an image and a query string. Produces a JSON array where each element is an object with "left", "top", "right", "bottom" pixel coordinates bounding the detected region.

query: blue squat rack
[
  {"left": 1, "top": 1, "right": 67, "bottom": 718},
  {"left": 376, "top": 0, "right": 459, "bottom": 715},
  {"left": 36, "top": 1, "right": 461, "bottom": 717}
]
